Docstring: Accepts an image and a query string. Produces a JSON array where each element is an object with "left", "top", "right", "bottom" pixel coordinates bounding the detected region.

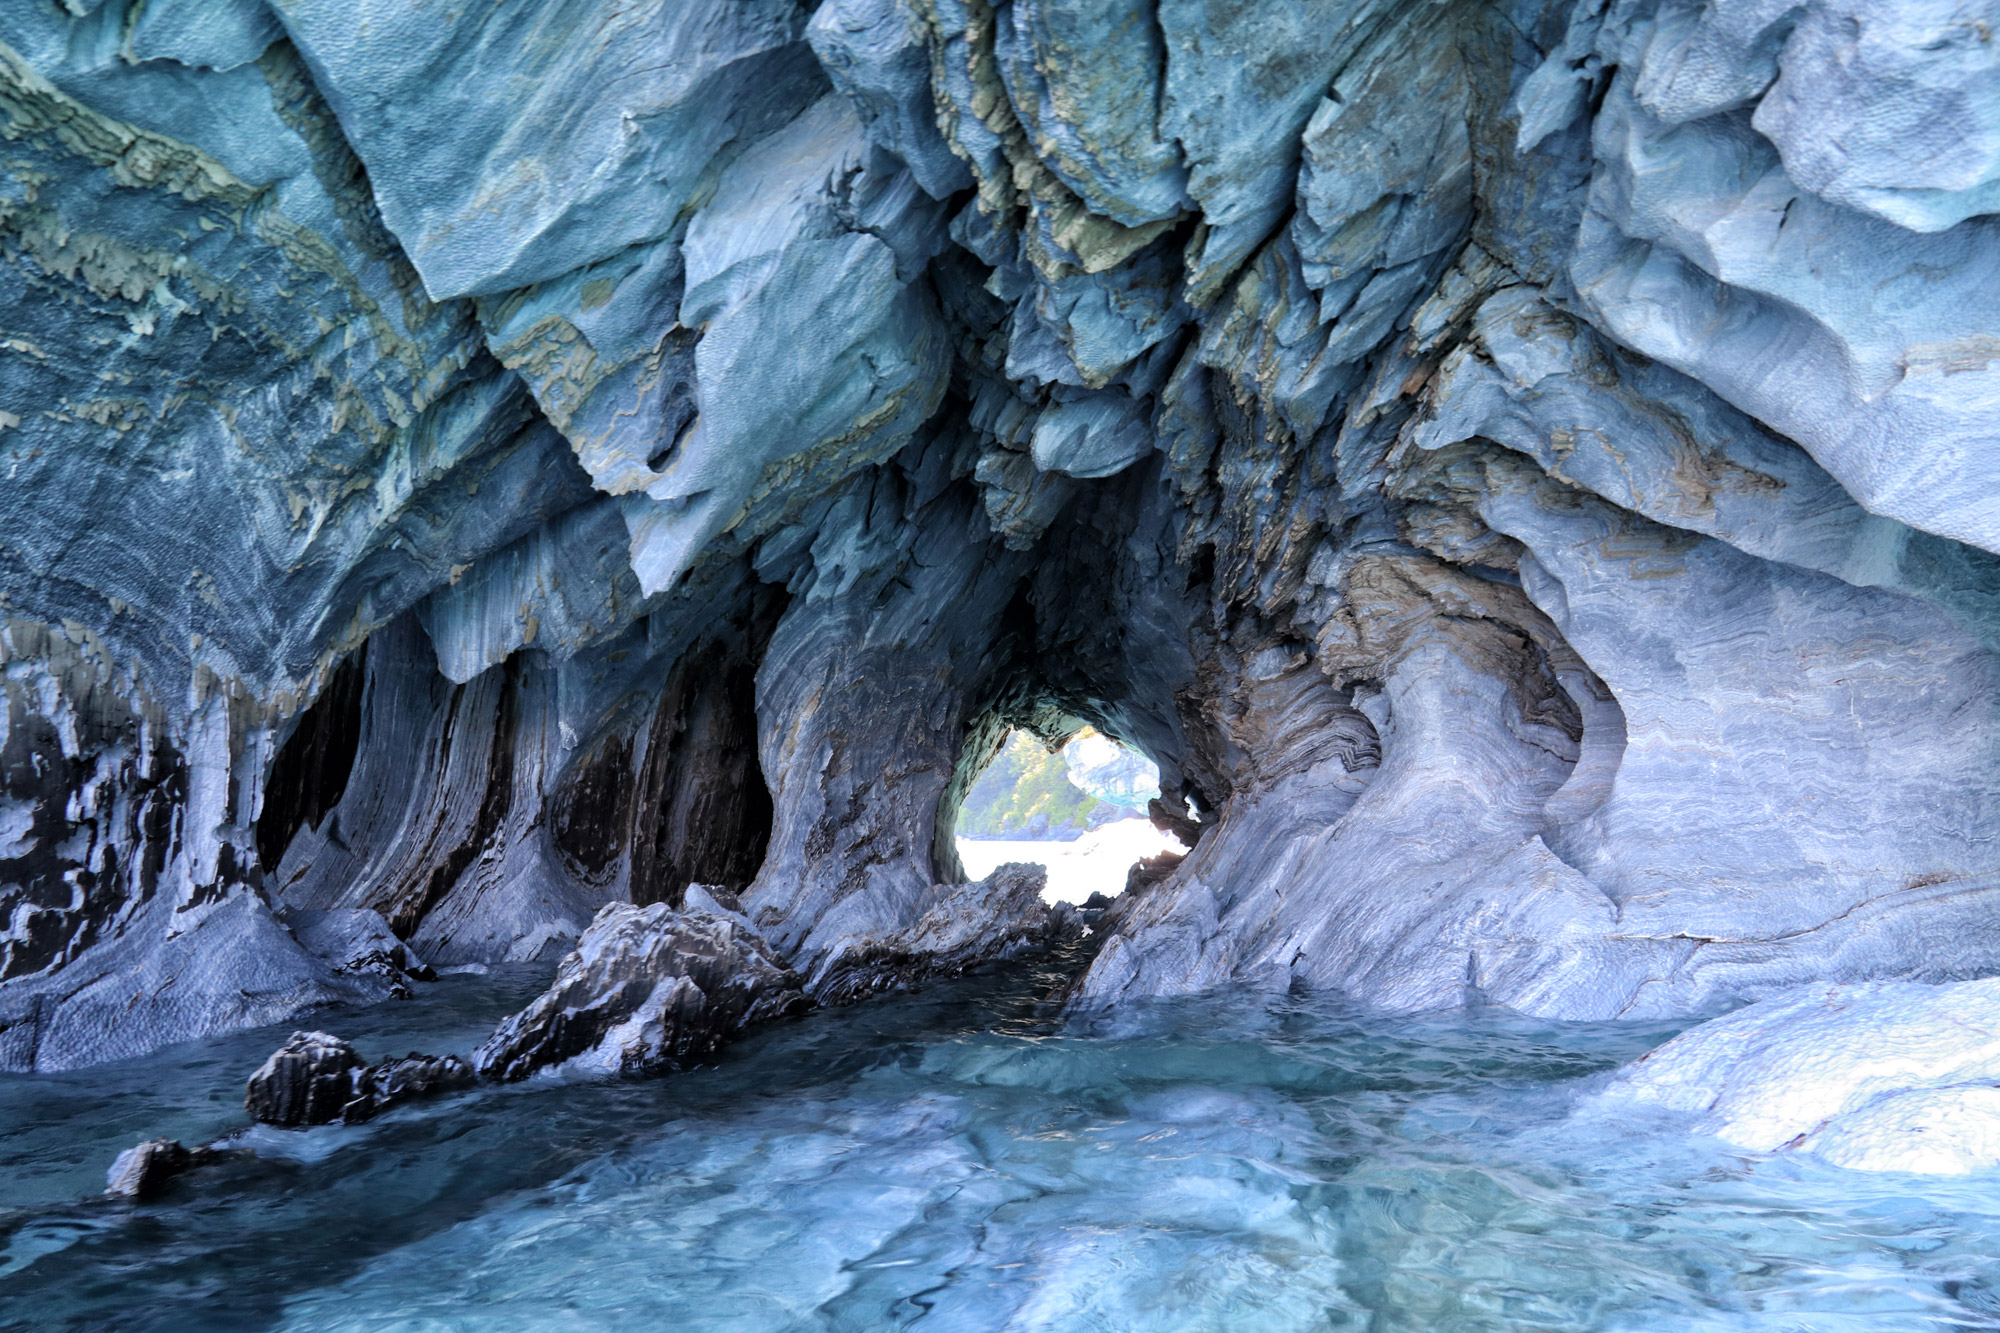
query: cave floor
[{"left": 5, "top": 949, "right": 1999, "bottom": 1331}]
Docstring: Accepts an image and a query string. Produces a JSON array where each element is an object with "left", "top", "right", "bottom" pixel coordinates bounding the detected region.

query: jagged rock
[
  {"left": 1146, "top": 799, "right": 1202, "bottom": 850},
  {"left": 244, "top": 1032, "right": 369, "bottom": 1128},
  {"left": 809, "top": 864, "right": 1073, "bottom": 1005},
  {"left": 1591, "top": 978, "right": 2000, "bottom": 1175},
  {"left": 244, "top": 1030, "right": 475, "bottom": 1127},
  {"left": 472, "top": 897, "right": 807, "bottom": 1082},
  {"left": 103, "top": 1139, "right": 245, "bottom": 1199},
  {"left": 1124, "top": 852, "right": 1184, "bottom": 896},
  {"left": 103, "top": 1139, "right": 193, "bottom": 1200}
]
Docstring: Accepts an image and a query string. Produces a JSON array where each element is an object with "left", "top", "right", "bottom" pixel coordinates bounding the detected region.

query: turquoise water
[{"left": 5, "top": 945, "right": 2000, "bottom": 1331}]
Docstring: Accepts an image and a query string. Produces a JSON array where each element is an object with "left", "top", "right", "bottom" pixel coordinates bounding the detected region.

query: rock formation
[
  {"left": 1591, "top": 977, "right": 2000, "bottom": 1175},
  {"left": 2, "top": 0, "right": 1998, "bottom": 1072},
  {"left": 245, "top": 1029, "right": 472, "bottom": 1126},
  {"left": 808, "top": 862, "right": 1075, "bottom": 1004},
  {"left": 473, "top": 893, "right": 808, "bottom": 1081},
  {"left": 104, "top": 1138, "right": 213, "bottom": 1199}
]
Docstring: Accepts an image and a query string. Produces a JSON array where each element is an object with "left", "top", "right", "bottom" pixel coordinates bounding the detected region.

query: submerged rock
[
  {"left": 809, "top": 864, "right": 1074, "bottom": 1005},
  {"left": 1593, "top": 978, "right": 2000, "bottom": 1174},
  {"left": 473, "top": 896, "right": 808, "bottom": 1082}
]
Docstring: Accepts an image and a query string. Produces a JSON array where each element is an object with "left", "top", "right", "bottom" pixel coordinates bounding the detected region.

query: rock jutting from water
[
  {"left": 102, "top": 1138, "right": 248, "bottom": 1200},
  {"left": 472, "top": 892, "right": 809, "bottom": 1082},
  {"left": 244, "top": 1029, "right": 476, "bottom": 1127},
  {"left": 3, "top": 0, "right": 2000, "bottom": 1172},
  {"left": 238, "top": 877, "right": 1058, "bottom": 1126}
]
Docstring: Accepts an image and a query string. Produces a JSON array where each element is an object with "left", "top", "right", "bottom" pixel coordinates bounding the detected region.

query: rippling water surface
[{"left": 6, "top": 945, "right": 2000, "bottom": 1332}]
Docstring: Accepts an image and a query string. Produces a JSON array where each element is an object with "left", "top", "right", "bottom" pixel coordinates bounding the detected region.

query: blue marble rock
[{"left": 3, "top": 0, "right": 2000, "bottom": 1074}]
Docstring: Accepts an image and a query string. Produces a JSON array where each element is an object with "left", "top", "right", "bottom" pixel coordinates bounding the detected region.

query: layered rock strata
[{"left": 0, "top": 0, "right": 1997, "bottom": 1070}]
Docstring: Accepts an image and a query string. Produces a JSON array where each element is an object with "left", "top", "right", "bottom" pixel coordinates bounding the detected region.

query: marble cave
[{"left": 5, "top": 0, "right": 2000, "bottom": 1325}]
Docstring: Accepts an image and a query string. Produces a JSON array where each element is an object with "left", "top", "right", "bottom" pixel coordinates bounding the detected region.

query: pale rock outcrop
[{"left": 1594, "top": 978, "right": 2000, "bottom": 1175}]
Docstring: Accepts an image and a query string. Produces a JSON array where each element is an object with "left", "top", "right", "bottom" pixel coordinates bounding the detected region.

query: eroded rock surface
[
  {"left": 809, "top": 863, "right": 1074, "bottom": 1004},
  {"left": 473, "top": 895, "right": 807, "bottom": 1081},
  {"left": 2, "top": 0, "right": 1999, "bottom": 1067},
  {"left": 245, "top": 1030, "right": 472, "bottom": 1127},
  {"left": 244, "top": 1031, "right": 368, "bottom": 1127},
  {"left": 1594, "top": 978, "right": 2000, "bottom": 1175}
]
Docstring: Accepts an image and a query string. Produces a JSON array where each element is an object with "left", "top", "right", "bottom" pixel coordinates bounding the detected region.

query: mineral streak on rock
[{"left": 2, "top": 0, "right": 1999, "bottom": 1073}]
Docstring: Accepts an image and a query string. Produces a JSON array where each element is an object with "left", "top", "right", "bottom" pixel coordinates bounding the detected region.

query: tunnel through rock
[
  {"left": 6, "top": 0, "right": 2000, "bottom": 1072},
  {"left": 949, "top": 722, "right": 1183, "bottom": 905}
]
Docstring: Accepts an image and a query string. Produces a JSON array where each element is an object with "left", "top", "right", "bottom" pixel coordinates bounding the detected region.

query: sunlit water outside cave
[
  {"left": 10, "top": 956, "right": 2000, "bottom": 1329},
  {"left": 954, "top": 727, "right": 1185, "bottom": 903}
]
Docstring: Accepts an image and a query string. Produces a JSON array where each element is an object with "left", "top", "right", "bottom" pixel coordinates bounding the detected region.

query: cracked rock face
[
  {"left": 244, "top": 1029, "right": 474, "bottom": 1126},
  {"left": 3, "top": 0, "right": 2000, "bottom": 1069}
]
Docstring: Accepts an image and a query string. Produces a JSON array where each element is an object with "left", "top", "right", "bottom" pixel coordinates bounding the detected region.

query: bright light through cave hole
[{"left": 953, "top": 727, "right": 1186, "bottom": 904}]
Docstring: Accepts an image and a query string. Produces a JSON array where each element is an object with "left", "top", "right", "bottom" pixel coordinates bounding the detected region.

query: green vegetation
[{"left": 956, "top": 730, "right": 1103, "bottom": 839}]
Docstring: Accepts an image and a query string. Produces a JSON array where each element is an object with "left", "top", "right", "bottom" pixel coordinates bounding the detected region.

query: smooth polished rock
[{"left": 1593, "top": 977, "right": 2000, "bottom": 1174}]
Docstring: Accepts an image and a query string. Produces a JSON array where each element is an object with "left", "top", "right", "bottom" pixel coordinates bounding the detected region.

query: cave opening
[{"left": 948, "top": 721, "right": 1184, "bottom": 905}]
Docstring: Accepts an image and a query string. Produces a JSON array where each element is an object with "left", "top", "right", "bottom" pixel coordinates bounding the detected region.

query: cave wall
[{"left": 3, "top": 0, "right": 1999, "bottom": 1067}]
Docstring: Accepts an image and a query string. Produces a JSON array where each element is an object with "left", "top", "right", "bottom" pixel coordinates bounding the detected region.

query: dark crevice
[
  {"left": 255, "top": 643, "right": 368, "bottom": 874},
  {"left": 389, "top": 658, "right": 520, "bottom": 940}
]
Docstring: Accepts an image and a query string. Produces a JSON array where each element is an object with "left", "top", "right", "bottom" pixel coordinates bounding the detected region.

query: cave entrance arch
[{"left": 938, "top": 699, "right": 1186, "bottom": 905}]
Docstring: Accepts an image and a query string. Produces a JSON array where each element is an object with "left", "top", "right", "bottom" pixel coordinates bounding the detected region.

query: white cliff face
[{"left": 1, "top": 0, "right": 1998, "bottom": 1071}]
